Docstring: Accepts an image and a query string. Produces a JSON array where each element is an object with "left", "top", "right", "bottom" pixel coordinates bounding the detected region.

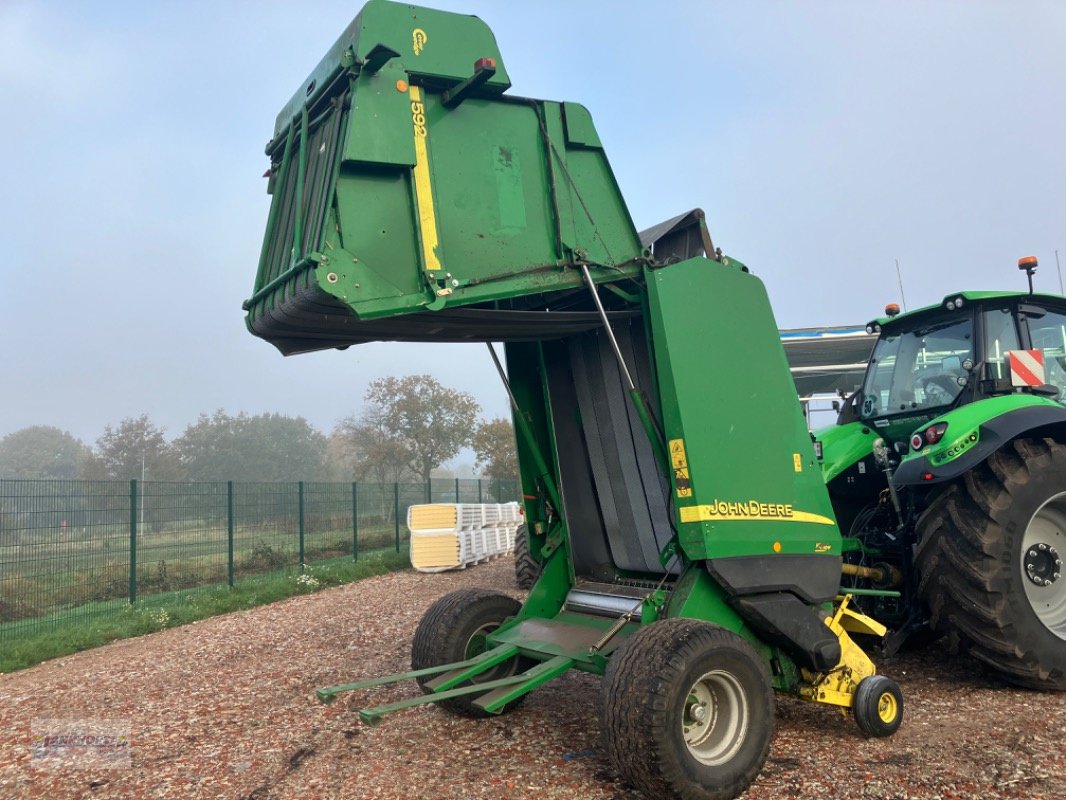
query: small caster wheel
[{"left": 853, "top": 675, "right": 903, "bottom": 737}]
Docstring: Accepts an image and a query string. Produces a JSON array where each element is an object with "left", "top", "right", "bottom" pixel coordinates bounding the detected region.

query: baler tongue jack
[{"left": 316, "top": 645, "right": 573, "bottom": 725}]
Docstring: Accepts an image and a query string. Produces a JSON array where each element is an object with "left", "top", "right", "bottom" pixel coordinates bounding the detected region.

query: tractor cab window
[
  {"left": 1023, "top": 307, "right": 1066, "bottom": 395},
  {"left": 982, "top": 307, "right": 1021, "bottom": 381},
  {"left": 859, "top": 317, "right": 973, "bottom": 418}
]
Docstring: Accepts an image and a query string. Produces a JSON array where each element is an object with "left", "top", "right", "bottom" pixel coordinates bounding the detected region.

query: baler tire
[
  {"left": 513, "top": 524, "right": 540, "bottom": 590},
  {"left": 852, "top": 675, "right": 904, "bottom": 738},
  {"left": 915, "top": 437, "right": 1066, "bottom": 690},
  {"left": 410, "top": 588, "right": 525, "bottom": 717},
  {"left": 600, "top": 619, "right": 774, "bottom": 800}
]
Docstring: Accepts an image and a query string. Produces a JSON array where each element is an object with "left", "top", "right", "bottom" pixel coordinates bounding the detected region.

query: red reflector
[
  {"left": 922, "top": 472, "right": 935, "bottom": 481},
  {"left": 475, "top": 57, "right": 497, "bottom": 71},
  {"left": 910, "top": 434, "right": 923, "bottom": 450}
]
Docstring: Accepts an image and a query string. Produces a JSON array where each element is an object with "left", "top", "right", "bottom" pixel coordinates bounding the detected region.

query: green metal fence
[{"left": 0, "top": 477, "right": 519, "bottom": 640}]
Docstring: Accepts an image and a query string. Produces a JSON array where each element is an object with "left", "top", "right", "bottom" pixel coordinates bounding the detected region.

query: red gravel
[{"left": 0, "top": 558, "right": 1062, "bottom": 800}]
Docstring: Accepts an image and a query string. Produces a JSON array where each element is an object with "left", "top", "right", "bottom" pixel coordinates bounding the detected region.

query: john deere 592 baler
[{"left": 244, "top": 3, "right": 903, "bottom": 797}]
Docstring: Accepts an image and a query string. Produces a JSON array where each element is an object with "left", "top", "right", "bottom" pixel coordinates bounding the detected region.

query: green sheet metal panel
[
  {"left": 272, "top": 0, "right": 512, "bottom": 141},
  {"left": 246, "top": 0, "right": 645, "bottom": 354},
  {"left": 646, "top": 257, "right": 843, "bottom": 561}
]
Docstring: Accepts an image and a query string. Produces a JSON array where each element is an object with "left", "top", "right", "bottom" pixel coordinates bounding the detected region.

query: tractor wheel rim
[
  {"left": 681, "top": 670, "right": 748, "bottom": 766},
  {"left": 877, "top": 691, "right": 898, "bottom": 724},
  {"left": 1022, "top": 493, "right": 1066, "bottom": 640}
]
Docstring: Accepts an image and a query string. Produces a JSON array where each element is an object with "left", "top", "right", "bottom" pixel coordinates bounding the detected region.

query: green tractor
[
  {"left": 817, "top": 257, "right": 1066, "bottom": 690},
  {"left": 245, "top": 2, "right": 909, "bottom": 798}
]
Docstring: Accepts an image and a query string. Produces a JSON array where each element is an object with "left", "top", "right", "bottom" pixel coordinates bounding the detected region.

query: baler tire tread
[
  {"left": 513, "top": 524, "right": 540, "bottom": 590},
  {"left": 600, "top": 618, "right": 773, "bottom": 800},
  {"left": 410, "top": 588, "right": 525, "bottom": 717},
  {"left": 915, "top": 437, "right": 1066, "bottom": 690}
]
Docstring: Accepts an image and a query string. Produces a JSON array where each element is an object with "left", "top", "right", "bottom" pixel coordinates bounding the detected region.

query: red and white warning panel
[{"left": 1008, "top": 349, "right": 1046, "bottom": 387}]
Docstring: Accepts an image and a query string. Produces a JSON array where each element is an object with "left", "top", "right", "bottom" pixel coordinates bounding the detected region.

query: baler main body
[{"left": 245, "top": 3, "right": 901, "bottom": 797}]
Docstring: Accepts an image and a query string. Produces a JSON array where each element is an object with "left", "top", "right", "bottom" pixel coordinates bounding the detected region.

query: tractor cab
[{"left": 838, "top": 290, "right": 1066, "bottom": 447}]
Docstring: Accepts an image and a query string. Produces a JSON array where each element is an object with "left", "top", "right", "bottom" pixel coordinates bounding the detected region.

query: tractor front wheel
[
  {"left": 915, "top": 438, "right": 1066, "bottom": 690},
  {"left": 410, "top": 588, "right": 524, "bottom": 717},
  {"left": 601, "top": 619, "right": 774, "bottom": 800}
]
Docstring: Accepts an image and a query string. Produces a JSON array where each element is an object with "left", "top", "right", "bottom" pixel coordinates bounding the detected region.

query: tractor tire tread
[{"left": 915, "top": 438, "right": 1066, "bottom": 690}]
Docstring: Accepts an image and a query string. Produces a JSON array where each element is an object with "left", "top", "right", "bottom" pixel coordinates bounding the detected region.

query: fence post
[
  {"left": 455, "top": 477, "right": 460, "bottom": 502},
  {"left": 425, "top": 478, "right": 431, "bottom": 503},
  {"left": 478, "top": 479, "right": 483, "bottom": 504},
  {"left": 351, "top": 481, "right": 359, "bottom": 561},
  {"left": 227, "top": 481, "right": 235, "bottom": 587},
  {"left": 394, "top": 482, "right": 401, "bottom": 552},
  {"left": 129, "top": 479, "right": 138, "bottom": 604},
  {"left": 298, "top": 481, "right": 306, "bottom": 568}
]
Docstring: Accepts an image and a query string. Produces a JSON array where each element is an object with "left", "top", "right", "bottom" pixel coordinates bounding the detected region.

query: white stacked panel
[{"left": 409, "top": 502, "right": 523, "bottom": 573}]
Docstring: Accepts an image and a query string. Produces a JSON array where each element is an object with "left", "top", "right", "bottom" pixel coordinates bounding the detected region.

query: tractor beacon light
[
  {"left": 1019, "top": 256, "right": 1038, "bottom": 294},
  {"left": 885, "top": 303, "right": 901, "bottom": 317}
]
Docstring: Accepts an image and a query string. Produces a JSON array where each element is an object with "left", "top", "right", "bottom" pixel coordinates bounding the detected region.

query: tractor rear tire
[
  {"left": 513, "top": 524, "right": 540, "bottom": 590},
  {"left": 600, "top": 619, "right": 774, "bottom": 800},
  {"left": 411, "top": 588, "right": 525, "bottom": 717},
  {"left": 915, "top": 437, "right": 1066, "bottom": 690}
]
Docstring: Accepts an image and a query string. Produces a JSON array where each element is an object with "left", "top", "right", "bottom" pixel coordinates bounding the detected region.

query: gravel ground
[{"left": 0, "top": 557, "right": 1063, "bottom": 800}]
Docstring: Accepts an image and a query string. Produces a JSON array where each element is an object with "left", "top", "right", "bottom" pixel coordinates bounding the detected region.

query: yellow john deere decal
[
  {"left": 679, "top": 500, "right": 834, "bottom": 526},
  {"left": 409, "top": 86, "right": 442, "bottom": 271}
]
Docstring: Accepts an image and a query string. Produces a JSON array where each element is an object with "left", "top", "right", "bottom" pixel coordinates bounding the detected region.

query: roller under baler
[{"left": 244, "top": 2, "right": 904, "bottom": 798}]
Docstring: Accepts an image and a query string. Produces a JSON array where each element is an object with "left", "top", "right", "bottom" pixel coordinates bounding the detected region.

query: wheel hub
[
  {"left": 877, "top": 691, "right": 898, "bottom": 724},
  {"left": 1022, "top": 494, "right": 1066, "bottom": 640},
  {"left": 681, "top": 670, "right": 747, "bottom": 767},
  {"left": 1024, "top": 542, "right": 1062, "bottom": 587}
]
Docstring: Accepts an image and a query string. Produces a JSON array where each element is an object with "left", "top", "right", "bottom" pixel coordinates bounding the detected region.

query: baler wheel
[
  {"left": 600, "top": 619, "right": 773, "bottom": 800},
  {"left": 513, "top": 524, "right": 540, "bottom": 590},
  {"left": 411, "top": 588, "right": 525, "bottom": 717},
  {"left": 915, "top": 437, "right": 1066, "bottom": 690},
  {"left": 852, "top": 675, "right": 904, "bottom": 738}
]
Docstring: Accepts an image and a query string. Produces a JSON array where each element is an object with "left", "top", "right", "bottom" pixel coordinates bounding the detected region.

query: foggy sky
[{"left": 2, "top": 0, "right": 1064, "bottom": 446}]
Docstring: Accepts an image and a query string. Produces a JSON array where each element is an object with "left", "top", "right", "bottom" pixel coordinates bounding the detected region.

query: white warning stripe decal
[{"left": 1009, "top": 349, "right": 1046, "bottom": 387}]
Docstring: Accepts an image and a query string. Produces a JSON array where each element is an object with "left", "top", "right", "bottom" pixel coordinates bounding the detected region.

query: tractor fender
[{"left": 894, "top": 403, "right": 1066, "bottom": 485}]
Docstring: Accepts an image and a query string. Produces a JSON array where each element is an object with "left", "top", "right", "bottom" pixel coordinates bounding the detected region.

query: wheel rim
[
  {"left": 876, "top": 691, "right": 898, "bottom": 724},
  {"left": 681, "top": 670, "right": 748, "bottom": 766},
  {"left": 1022, "top": 493, "right": 1066, "bottom": 640},
  {"left": 464, "top": 622, "right": 514, "bottom": 682}
]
